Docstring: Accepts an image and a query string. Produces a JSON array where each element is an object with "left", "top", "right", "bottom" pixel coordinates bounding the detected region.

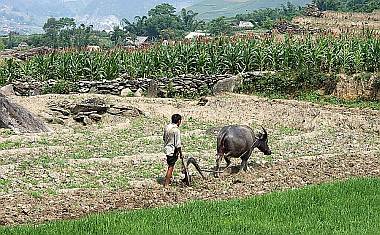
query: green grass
[
  {"left": 297, "top": 92, "right": 380, "bottom": 110},
  {"left": 2, "top": 177, "right": 379, "bottom": 235},
  {"left": 254, "top": 91, "right": 380, "bottom": 111},
  {"left": 0, "top": 129, "right": 14, "bottom": 137},
  {"left": 276, "top": 124, "right": 301, "bottom": 135},
  {"left": 0, "top": 140, "right": 23, "bottom": 150}
]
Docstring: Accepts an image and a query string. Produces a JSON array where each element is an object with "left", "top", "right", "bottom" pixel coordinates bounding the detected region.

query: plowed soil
[{"left": 0, "top": 93, "right": 379, "bottom": 226}]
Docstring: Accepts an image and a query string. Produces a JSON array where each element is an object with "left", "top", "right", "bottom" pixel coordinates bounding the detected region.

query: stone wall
[
  {"left": 77, "top": 74, "right": 232, "bottom": 96},
  {"left": 333, "top": 73, "right": 380, "bottom": 100},
  {"left": 9, "top": 72, "right": 380, "bottom": 101},
  {"left": 12, "top": 73, "right": 255, "bottom": 97}
]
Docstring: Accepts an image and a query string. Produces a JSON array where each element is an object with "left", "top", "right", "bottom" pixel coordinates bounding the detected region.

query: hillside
[
  {"left": 0, "top": 0, "right": 196, "bottom": 35},
  {"left": 81, "top": 0, "right": 195, "bottom": 18},
  {"left": 187, "top": 0, "right": 312, "bottom": 20}
]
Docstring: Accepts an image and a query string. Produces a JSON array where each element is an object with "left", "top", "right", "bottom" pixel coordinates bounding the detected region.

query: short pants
[{"left": 166, "top": 155, "right": 178, "bottom": 167}]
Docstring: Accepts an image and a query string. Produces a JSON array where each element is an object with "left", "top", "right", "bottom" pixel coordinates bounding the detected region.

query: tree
[
  {"left": 207, "top": 17, "right": 232, "bottom": 36},
  {"left": 145, "top": 4, "right": 181, "bottom": 39},
  {"left": 6, "top": 31, "right": 19, "bottom": 49},
  {"left": 73, "top": 24, "right": 94, "bottom": 48},
  {"left": 148, "top": 3, "right": 176, "bottom": 17},
  {"left": 27, "top": 34, "right": 45, "bottom": 47},
  {"left": 0, "top": 39, "right": 5, "bottom": 51},
  {"left": 110, "top": 26, "right": 126, "bottom": 46},
  {"left": 179, "top": 8, "right": 203, "bottom": 31},
  {"left": 43, "top": 18, "right": 60, "bottom": 47},
  {"left": 120, "top": 4, "right": 204, "bottom": 40}
]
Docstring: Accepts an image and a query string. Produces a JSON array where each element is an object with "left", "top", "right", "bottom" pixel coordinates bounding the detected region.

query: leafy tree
[
  {"left": 27, "top": 34, "right": 46, "bottom": 47},
  {"left": 207, "top": 17, "right": 232, "bottom": 36},
  {"left": 42, "top": 17, "right": 98, "bottom": 48},
  {"left": 6, "top": 31, "right": 19, "bottom": 49},
  {"left": 148, "top": 3, "right": 176, "bottom": 17},
  {"left": 0, "top": 39, "right": 5, "bottom": 51},
  {"left": 145, "top": 4, "right": 181, "bottom": 39},
  {"left": 110, "top": 26, "right": 126, "bottom": 46},
  {"left": 235, "top": 2, "right": 302, "bottom": 30},
  {"left": 43, "top": 18, "right": 60, "bottom": 47},
  {"left": 120, "top": 4, "right": 205, "bottom": 41},
  {"left": 179, "top": 8, "right": 202, "bottom": 31},
  {"left": 77, "top": 24, "right": 96, "bottom": 47}
]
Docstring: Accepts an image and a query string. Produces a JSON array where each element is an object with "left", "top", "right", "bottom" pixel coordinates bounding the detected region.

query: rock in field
[
  {"left": 120, "top": 88, "right": 133, "bottom": 97},
  {"left": 0, "top": 85, "right": 15, "bottom": 96},
  {"left": 0, "top": 93, "right": 51, "bottom": 133}
]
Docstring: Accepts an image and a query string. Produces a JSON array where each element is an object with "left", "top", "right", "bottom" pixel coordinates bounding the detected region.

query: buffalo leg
[
  {"left": 240, "top": 160, "right": 248, "bottom": 171},
  {"left": 240, "top": 151, "right": 251, "bottom": 172},
  {"left": 224, "top": 156, "right": 231, "bottom": 169},
  {"left": 215, "top": 154, "right": 224, "bottom": 178}
]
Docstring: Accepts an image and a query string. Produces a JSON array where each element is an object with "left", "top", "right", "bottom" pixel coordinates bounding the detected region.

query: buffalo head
[{"left": 254, "top": 127, "right": 272, "bottom": 155}]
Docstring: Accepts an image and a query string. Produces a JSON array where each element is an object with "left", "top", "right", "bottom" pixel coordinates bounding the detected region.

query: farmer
[{"left": 163, "top": 114, "right": 183, "bottom": 187}]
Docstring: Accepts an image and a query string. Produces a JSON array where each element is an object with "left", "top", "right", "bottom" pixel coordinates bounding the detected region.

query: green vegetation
[
  {"left": 122, "top": 4, "right": 205, "bottom": 41},
  {"left": 313, "top": 0, "right": 380, "bottom": 12},
  {"left": 1, "top": 33, "right": 379, "bottom": 97},
  {"left": 1, "top": 25, "right": 110, "bottom": 50},
  {"left": 0, "top": 140, "right": 23, "bottom": 150},
  {"left": 0, "top": 39, "right": 5, "bottom": 51},
  {"left": 207, "top": 17, "right": 233, "bottom": 36},
  {"left": 0, "top": 129, "right": 14, "bottom": 137},
  {"left": 236, "top": 2, "right": 303, "bottom": 30},
  {"left": 2, "top": 177, "right": 379, "bottom": 234},
  {"left": 0, "top": 2, "right": 317, "bottom": 49},
  {"left": 238, "top": 70, "right": 338, "bottom": 97},
  {"left": 297, "top": 91, "right": 380, "bottom": 109},
  {"left": 42, "top": 17, "right": 99, "bottom": 48},
  {"left": 1, "top": 4, "right": 205, "bottom": 49},
  {"left": 248, "top": 90, "right": 380, "bottom": 110},
  {"left": 2, "top": 34, "right": 379, "bottom": 83}
]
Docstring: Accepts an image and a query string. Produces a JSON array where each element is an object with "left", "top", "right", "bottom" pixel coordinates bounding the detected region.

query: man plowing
[{"left": 163, "top": 114, "right": 186, "bottom": 187}]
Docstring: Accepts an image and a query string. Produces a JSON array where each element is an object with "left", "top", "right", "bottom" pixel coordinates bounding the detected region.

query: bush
[
  {"left": 238, "top": 70, "right": 337, "bottom": 97},
  {"left": 42, "top": 80, "right": 78, "bottom": 94}
]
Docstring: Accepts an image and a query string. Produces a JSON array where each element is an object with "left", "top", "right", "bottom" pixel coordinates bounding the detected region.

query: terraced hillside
[
  {"left": 187, "top": 0, "right": 311, "bottom": 20},
  {"left": 293, "top": 10, "right": 380, "bottom": 34}
]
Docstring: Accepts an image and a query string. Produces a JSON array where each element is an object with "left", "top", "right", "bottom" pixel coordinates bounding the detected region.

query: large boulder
[
  {"left": 212, "top": 75, "right": 242, "bottom": 94},
  {"left": 146, "top": 80, "right": 159, "bottom": 98},
  {"left": 70, "top": 98, "right": 109, "bottom": 115},
  {"left": 0, "top": 85, "right": 15, "bottom": 96},
  {"left": 120, "top": 88, "right": 133, "bottom": 97},
  {"left": 0, "top": 93, "right": 51, "bottom": 133}
]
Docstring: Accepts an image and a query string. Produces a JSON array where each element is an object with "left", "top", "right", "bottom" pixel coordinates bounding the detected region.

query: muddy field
[{"left": 0, "top": 93, "right": 379, "bottom": 226}]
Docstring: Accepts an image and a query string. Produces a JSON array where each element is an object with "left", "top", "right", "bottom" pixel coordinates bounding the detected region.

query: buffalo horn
[{"left": 261, "top": 127, "right": 268, "bottom": 139}]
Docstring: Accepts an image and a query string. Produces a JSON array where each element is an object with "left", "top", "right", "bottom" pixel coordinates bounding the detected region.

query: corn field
[{"left": 1, "top": 34, "right": 379, "bottom": 84}]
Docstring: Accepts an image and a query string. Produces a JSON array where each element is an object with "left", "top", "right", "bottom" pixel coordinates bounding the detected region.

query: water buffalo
[{"left": 215, "top": 125, "right": 271, "bottom": 177}]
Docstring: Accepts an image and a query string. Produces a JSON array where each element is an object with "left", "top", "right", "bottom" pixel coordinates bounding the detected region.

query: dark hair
[{"left": 171, "top": 114, "right": 182, "bottom": 124}]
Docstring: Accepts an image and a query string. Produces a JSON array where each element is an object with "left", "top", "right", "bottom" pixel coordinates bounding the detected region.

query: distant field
[
  {"left": 187, "top": 0, "right": 310, "bottom": 20},
  {"left": 293, "top": 10, "right": 380, "bottom": 34},
  {"left": 2, "top": 177, "right": 379, "bottom": 235}
]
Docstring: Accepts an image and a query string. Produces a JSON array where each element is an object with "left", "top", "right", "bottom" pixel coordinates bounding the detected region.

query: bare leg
[{"left": 164, "top": 166, "right": 174, "bottom": 187}]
